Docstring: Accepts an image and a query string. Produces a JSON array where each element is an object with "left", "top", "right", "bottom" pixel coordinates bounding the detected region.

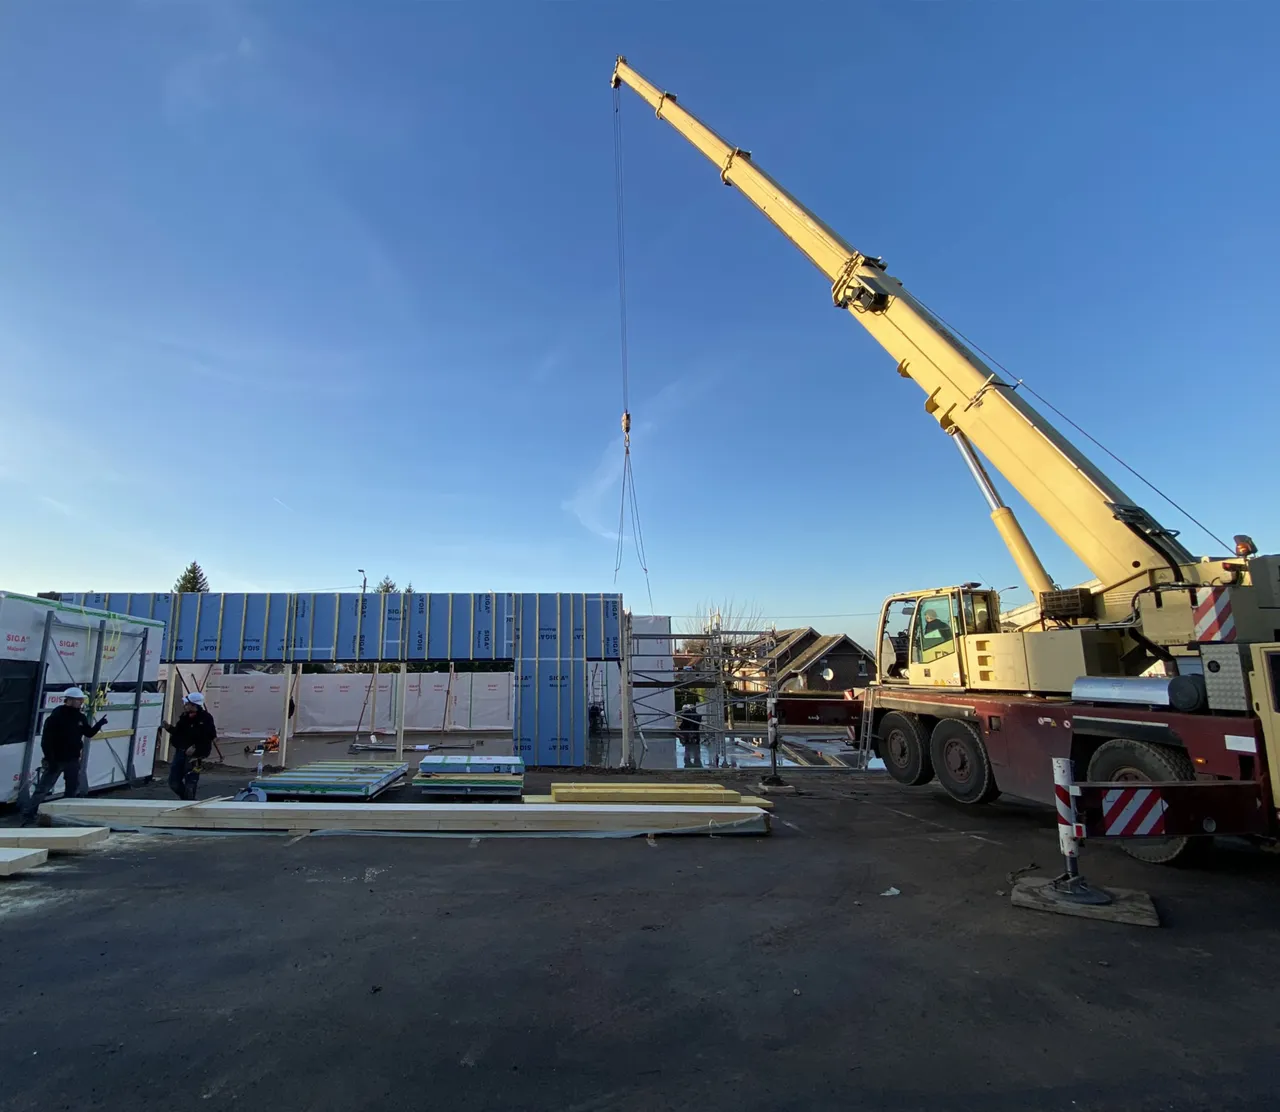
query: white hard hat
[
  {"left": 184, "top": 692, "right": 206, "bottom": 707},
  {"left": 64, "top": 687, "right": 86, "bottom": 700}
]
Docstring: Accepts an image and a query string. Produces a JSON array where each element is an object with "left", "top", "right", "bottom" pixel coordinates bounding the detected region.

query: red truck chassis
[{"left": 863, "top": 686, "right": 1275, "bottom": 839}]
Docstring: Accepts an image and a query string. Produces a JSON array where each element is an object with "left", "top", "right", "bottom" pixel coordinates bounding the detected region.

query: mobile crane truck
[{"left": 612, "top": 57, "right": 1280, "bottom": 863}]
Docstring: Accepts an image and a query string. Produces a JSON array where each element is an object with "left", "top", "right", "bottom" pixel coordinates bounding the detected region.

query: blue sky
[{"left": 1, "top": 3, "right": 1277, "bottom": 647}]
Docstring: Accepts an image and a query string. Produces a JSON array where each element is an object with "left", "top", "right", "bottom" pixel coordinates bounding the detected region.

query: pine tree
[
  {"left": 174, "top": 561, "right": 210, "bottom": 593},
  {"left": 375, "top": 576, "right": 397, "bottom": 593}
]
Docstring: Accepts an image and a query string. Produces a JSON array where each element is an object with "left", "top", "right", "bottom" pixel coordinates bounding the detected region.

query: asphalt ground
[{"left": 2, "top": 769, "right": 1278, "bottom": 1112}]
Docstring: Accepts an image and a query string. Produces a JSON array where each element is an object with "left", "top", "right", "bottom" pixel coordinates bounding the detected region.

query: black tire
[
  {"left": 1086, "top": 739, "right": 1208, "bottom": 866},
  {"left": 930, "top": 718, "right": 1000, "bottom": 805},
  {"left": 878, "top": 712, "right": 933, "bottom": 786}
]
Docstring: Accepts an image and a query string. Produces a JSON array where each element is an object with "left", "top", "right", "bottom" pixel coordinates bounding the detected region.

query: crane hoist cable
[
  {"left": 611, "top": 84, "right": 655, "bottom": 612},
  {"left": 912, "top": 293, "right": 1233, "bottom": 555}
]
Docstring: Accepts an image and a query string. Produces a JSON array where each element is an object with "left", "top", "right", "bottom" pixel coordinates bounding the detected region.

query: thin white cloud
[
  {"left": 159, "top": 1, "right": 266, "bottom": 121},
  {"left": 40, "top": 496, "right": 74, "bottom": 517},
  {"left": 564, "top": 435, "right": 629, "bottom": 542},
  {"left": 531, "top": 347, "right": 567, "bottom": 385},
  {"left": 562, "top": 369, "right": 721, "bottom": 541}
]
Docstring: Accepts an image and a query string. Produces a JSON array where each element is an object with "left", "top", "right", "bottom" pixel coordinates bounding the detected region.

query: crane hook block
[{"left": 621, "top": 411, "right": 631, "bottom": 435}]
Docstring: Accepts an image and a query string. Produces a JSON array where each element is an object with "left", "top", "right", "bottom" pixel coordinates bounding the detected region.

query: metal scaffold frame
[
  {"left": 13, "top": 609, "right": 159, "bottom": 809},
  {"left": 619, "top": 609, "right": 779, "bottom": 769}
]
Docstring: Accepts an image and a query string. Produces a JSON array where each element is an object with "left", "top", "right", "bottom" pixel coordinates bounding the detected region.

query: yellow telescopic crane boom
[{"left": 611, "top": 57, "right": 1198, "bottom": 607}]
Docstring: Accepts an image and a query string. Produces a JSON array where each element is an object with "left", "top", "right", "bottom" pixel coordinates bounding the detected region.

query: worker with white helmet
[
  {"left": 160, "top": 691, "right": 218, "bottom": 800},
  {"left": 677, "top": 702, "right": 703, "bottom": 769},
  {"left": 20, "top": 687, "right": 108, "bottom": 825}
]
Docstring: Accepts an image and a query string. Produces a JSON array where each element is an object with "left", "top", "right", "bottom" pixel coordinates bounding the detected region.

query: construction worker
[
  {"left": 678, "top": 703, "right": 703, "bottom": 769},
  {"left": 922, "top": 608, "right": 953, "bottom": 645},
  {"left": 162, "top": 692, "right": 217, "bottom": 800},
  {"left": 21, "top": 687, "right": 107, "bottom": 825}
]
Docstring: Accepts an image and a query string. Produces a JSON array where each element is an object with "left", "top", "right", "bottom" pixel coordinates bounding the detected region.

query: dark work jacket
[
  {"left": 42, "top": 704, "right": 103, "bottom": 763},
  {"left": 167, "top": 708, "right": 218, "bottom": 760}
]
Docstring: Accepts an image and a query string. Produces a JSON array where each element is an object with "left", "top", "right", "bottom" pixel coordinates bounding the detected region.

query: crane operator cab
[{"left": 876, "top": 585, "right": 1001, "bottom": 689}]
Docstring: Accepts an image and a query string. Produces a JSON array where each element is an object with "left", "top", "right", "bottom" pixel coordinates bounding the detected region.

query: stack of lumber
[
  {"left": 0, "top": 827, "right": 110, "bottom": 853},
  {"left": 39, "top": 797, "right": 769, "bottom": 836},
  {"left": 0, "top": 847, "right": 49, "bottom": 876},
  {"left": 413, "top": 754, "right": 524, "bottom": 797},
  {"left": 0, "top": 827, "right": 111, "bottom": 876},
  {"left": 530, "top": 782, "right": 774, "bottom": 811}
]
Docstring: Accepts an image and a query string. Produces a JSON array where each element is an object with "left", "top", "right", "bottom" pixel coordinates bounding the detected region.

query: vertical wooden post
[
  {"left": 620, "top": 611, "right": 634, "bottom": 769},
  {"left": 395, "top": 662, "right": 408, "bottom": 760},
  {"left": 278, "top": 664, "right": 296, "bottom": 768}
]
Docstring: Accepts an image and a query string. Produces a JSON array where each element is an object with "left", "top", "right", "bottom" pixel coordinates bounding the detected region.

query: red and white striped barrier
[
  {"left": 1101, "top": 786, "right": 1167, "bottom": 837},
  {"left": 1043, "top": 756, "right": 1115, "bottom": 907},
  {"left": 1052, "top": 757, "right": 1085, "bottom": 874}
]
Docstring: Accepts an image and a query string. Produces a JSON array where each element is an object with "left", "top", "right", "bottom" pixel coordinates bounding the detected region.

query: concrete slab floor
[{"left": 2, "top": 772, "right": 1279, "bottom": 1111}]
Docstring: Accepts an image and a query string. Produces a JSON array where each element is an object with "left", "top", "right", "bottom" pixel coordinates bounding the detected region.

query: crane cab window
[
  {"left": 962, "top": 591, "right": 995, "bottom": 635},
  {"left": 912, "top": 594, "right": 957, "bottom": 664}
]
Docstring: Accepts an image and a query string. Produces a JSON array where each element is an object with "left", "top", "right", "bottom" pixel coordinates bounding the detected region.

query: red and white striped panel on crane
[
  {"left": 1101, "top": 786, "right": 1167, "bottom": 837},
  {"left": 1191, "top": 587, "right": 1235, "bottom": 643}
]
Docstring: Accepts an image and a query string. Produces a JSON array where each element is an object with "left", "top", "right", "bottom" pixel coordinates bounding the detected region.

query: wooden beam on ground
[
  {"left": 40, "top": 798, "right": 770, "bottom": 836},
  {"left": 0, "top": 847, "right": 49, "bottom": 875},
  {"left": 737, "top": 795, "right": 775, "bottom": 811},
  {"left": 0, "top": 827, "right": 110, "bottom": 853},
  {"left": 780, "top": 743, "right": 813, "bottom": 767},
  {"left": 551, "top": 786, "right": 743, "bottom": 804},
  {"left": 550, "top": 781, "right": 728, "bottom": 792},
  {"left": 527, "top": 793, "right": 775, "bottom": 812}
]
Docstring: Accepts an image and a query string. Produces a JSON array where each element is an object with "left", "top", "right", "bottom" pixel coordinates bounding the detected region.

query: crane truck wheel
[
  {"left": 878, "top": 712, "right": 933, "bottom": 787},
  {"left": 1085, "top": 739, "right": 1209, "bottom": 866},
  {"left": 929, "top": 718, "right": 1000, "bottom": 805}
]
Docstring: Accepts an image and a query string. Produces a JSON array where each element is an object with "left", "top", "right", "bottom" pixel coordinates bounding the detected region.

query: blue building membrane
[{"left": 62, "top": 592, "right": 623, "bottom": 769}]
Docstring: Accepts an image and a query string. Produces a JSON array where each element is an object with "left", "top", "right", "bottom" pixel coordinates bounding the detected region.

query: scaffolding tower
[{"left": 619, "top": 610, "right": 779, "bottom": 769}]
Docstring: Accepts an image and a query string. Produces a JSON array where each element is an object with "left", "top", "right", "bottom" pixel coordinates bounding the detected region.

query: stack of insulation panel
[
  {"left": 413, "top": 753, "right": 525, "bottom": 797},
  {"left": 248, "top": 761, "right": 409, "bottom": 800}
]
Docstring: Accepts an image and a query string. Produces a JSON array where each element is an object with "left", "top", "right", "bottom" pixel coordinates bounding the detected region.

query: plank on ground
[
  {"left": 0, "top": 846, "right": 49, "bottom": 875},
  {"left": 0, "top": 827, "right": 110, "bottom": 852},
  {"left": 528, "top": 793, "right": 775, "bottom": 811},
  {"left": 550, "top": 782, "right": 729, "bottom": 792},
  {"left": 550, "top": 786, "right": 743, "bottom": 804},
  {"left": 40, "top": 798, "right": 769, "bottom": 836}
]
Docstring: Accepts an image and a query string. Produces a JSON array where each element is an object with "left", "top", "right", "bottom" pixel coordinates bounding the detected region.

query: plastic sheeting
[
  {"left": 588, "top": 616, "right": 675, "bottom": 730},
  {"left": 204, "top": 674, "right": 296, "bottom": 737},
  {"left": 1, "top": 592, "right": 163, "bottom": 684},
  {"left": 204, "top": 671, "right": 515, "bottom": 738},
  {"left": 294, "top": 675, "right": 395, "bottom": 736}
]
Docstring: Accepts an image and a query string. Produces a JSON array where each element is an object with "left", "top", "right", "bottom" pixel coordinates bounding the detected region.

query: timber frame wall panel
[{"left": 62, "top": 592, "right": 622, "bottom": 768}]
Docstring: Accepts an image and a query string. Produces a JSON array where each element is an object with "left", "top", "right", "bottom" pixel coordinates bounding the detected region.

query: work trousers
[
  {"left": 168, "top": 750, "right": 202, "bottom": 801},
  {"left": 22, "top": 758, "right": 82, "bottom": 820},
  {"left": 680, "top": 733, "right": 703, "bottom": 768}
]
